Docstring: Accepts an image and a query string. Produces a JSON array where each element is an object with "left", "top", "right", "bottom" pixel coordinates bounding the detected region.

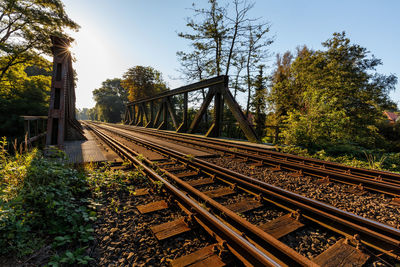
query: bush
[
  {"left": 278, "top": 143, "right": 400, "bottom": 173},
  {"left": 0, "top": 138, "right": 95, "bottom": 264}
]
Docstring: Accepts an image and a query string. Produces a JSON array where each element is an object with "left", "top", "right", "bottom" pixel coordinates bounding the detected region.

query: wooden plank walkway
[{"left": 64, "top": 128, "right": 107, "bottom": 164}]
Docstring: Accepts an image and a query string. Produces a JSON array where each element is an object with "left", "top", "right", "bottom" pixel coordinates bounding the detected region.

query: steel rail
[
  {"left": 91, "top": 122, "right": 400, "bottom": 260},
  {"left": 84, "top": 122, "right": 294, "bottom": 267},
  {"left": 115, "top": 123, "right": 400, "bottom": 183},
  {"left": 103, "top": 123, "right": 400, "bottom": 196},
  {"left": 109, "top": 123, "right": 400, "bottom": 182},
  {"left": 85, "top": 122, "right": 316, "bottom": 267}
]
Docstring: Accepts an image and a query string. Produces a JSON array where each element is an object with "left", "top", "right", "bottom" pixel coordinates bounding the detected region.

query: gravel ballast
[
  {"left": 207, "top": 157, "right": 400, "bottom": 229},
  {"left": 89, "top": 171, "right": 217, "bottom": 266}
]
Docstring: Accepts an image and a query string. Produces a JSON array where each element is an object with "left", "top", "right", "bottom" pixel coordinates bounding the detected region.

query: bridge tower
[{"left": 45, "top": 36, "right": 85, "bottom": 148}]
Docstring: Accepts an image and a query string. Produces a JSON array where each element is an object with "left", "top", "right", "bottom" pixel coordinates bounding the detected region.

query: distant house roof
[{"left": 384, "top": 111, "right": 399, "bottom": 123}]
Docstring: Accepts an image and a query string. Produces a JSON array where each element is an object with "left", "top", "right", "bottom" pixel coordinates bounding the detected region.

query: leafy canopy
[
  {"left": 0, "top": 0, "right": 79, "bottom": 79},
  {"left": 91, "top": 78, "right": 128, "bottom": 123},
  {"left": 270, "top": 32, "right": 397, "bottom": 149},
  {"left": 121, "top": 66, "right": 168, "bottom": 102},
  {"left": 0, "top": 60, "right": 51, "bottom": 138}
]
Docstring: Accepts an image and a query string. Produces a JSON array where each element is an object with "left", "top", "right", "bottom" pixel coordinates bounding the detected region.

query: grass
[
  {"left": 0, "top": 138, "right": 96, "bottom": 265},
  {"left": 0, "top": 136, "right": 148, "bottom": 265},
  {"left": 277, "top": 144, "right": 400, "bottom": 173}
]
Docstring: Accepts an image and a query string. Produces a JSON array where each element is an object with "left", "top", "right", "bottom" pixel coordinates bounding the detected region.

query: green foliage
[
  {"left": 121, "top": 66, "right": 168, "bottom": 102},
  {"left": 278, "top": 144, "right": 400, "bottom": 173},
  {"left": 85, "top": 163, "right": 144, "bottom": 198},
  {"left": 270, "top": 32, "right": 398, "bottom": 150},
  {"left": 0, "top": 61, "right": 51, "bottom": 139},
  {"left": 251, "top": 65, "right": 267, "bottom": 138},
  {"left": 0, "top": 0, "right": 79, "bottom": 80},
  {"left": 76, "top": 108, "right": 91, "bottom": 120},
  {"left": 91, "top": 78, "right": 128, "bottom": 123},
  {"left": 0, "top": 144, "right": 94, "bottom": 264},
  {"left": 281, "top": 90, "right": 351, "bottom": 149},
  {"left": 0, "top": 143, "right": 144, "bottom": 264}
]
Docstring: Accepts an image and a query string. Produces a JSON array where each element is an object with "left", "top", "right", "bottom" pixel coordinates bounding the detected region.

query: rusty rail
[
  {"left": 103, "top": 123, "right": 400, "bottom": 197},
  {"left": 89, "top": 122, "right": 400, "bottom": 260},
  {"left": 84, "top": 122, "right": 297, "bottom": 266}
]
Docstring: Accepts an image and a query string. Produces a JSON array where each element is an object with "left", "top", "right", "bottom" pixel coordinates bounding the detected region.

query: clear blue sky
[{"left": 62, "top": 0, "right": 400, "bottom": 109}]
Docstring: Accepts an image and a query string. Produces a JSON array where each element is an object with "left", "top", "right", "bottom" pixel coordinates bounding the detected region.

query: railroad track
[
  {"left": 84, "top": 121, "right": 400, "bottom": 266},
  {"left": 83, "top": 122, "right": 310, "bottom": 266},
  {"left": 99, "top": 123, "right": 400, "bottom": 197}
]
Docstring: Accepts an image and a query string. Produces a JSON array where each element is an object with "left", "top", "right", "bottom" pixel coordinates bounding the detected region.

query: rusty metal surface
[
  {"left": 389, "top": 197, "right": 400, "bottom": 207},
  {"left": 162, "top": 165, "right": 187, "bottom": 172},
  {"left": 313, "top": 239, "right": 369, "bottom": 267},
  {"left": 150, "top": 218, "right": 191, "bottom": 241},
  {"left": 170, "top": 244, "right": 226, "bottom": 267},
  {"left": 225, "top": 199, "right": 263, "bottom": 214},
  {"left": 46, "top": 36, "right": 84, "bottom": 148},
  {"left": 259, "top": 214, "right": 304, "bottom": 239},
  {"left": 133, "top": 188, "right": 149, "bottom": 196},
  {"left": 136, "top": 200, "right": 168, "bottom": 214},
  {"left": 175, "top": 171, "right": 200, "bottom": 178},
  {"left": 187, "top": 178, "right": 214, "bottom": 187},
  {"left": 100, "top": 124, "right": 213, "bottom": 158},
  {"left": 203, "top": 187, "right": 236, "bottom": 199},
  {"left": 86, "top": 122, "right": 288, "bottom": 266},
  {"left": 90, "top": 122, "right": 400, "bottom": 259},
  {"left": 124, "top": 76, "right": 259, "bottom": 143}
]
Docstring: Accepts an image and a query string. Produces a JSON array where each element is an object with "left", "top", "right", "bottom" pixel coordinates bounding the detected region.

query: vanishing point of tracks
[
  {"left": 103, "top": 123, "right": 400, "bottom": 198},
  {"left": 84, "top": 121, "right": 400, "bottom": 266}
]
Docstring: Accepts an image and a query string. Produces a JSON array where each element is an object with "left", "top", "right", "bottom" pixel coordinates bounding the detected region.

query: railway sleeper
[{"left": 88, "top": 122, "right": 398, "bottom": 266}]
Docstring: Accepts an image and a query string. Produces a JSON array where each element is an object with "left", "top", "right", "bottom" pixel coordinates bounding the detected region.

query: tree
[
  {"left": 178, "top": 0, "right": 227, "bottom": 79},
  {"left": 270, "top": 32, "right": 398, "bottom": 149},
  {"left": 121, "top": 66, "right": 168, "bottom": 102},
  {"left": 0, "top": 60, "right": 51, "bottom": 138},
  {"left": 251, "top": 65, "right": 267, "bottom": 137},
  {"left": 243, "top": 23, "right": 272, "bottom": 115},
  {"left": 269, "top": 48, "right": 306, "bottom": 123},
  {"left": 76, "top": 108, "right": 90, "bottom": 120},
  {"left": 177, "top": 0, "right": 273, "bottom": 105},
  {"left": 0, "top": 0, "right": 79, "bottom": 80},
  {"left": 92, "top": 78, "right": 128, "bottom": 123}
]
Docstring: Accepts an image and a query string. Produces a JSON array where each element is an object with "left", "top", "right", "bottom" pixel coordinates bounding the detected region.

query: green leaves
[
  {"left": 122, "top": 66, "right": 168, "bottom": 102},
  {"left": 270, "top": 32, "right": 398, "bottom": 150},
  {"left": 0, "top": 148, "right": 96, "bottom": 262},
  {"left": 0, "top": 0, "right": 79, "bottom": 79}
]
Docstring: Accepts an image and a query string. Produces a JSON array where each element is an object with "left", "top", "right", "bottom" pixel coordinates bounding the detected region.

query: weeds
[
  {"left": 0, "top": 137, "right": 148, "bottom": 265},
  {"left": 363, "top": 151, "right": 387, "bottom": 170},
  {"left": 185, "top": 154, "right": 195, "bottom": 161},
  {"left": 278, "top": 144, "right": 400, "bottom": 173},
  {"left": 0, "top": 142, "right": 95, "bottom": 264}
]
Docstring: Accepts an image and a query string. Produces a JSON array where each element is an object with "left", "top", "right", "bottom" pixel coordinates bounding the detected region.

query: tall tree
[
  {"left": 121, "top": 66, "right": 168, "bottom": 102},
  {"left": 177, "top": 1, "right": 273, "bottom": 137},
  {"left": 270, "top": 32, "right": 398, "bottom": 149},
  {"left": 92, "top": 78, "right": 128, "bottom": 123},
  {"left": 251, "top": 65, "right": 267, "bottom": 137},
  {"left": 0, "top": 60, "right": 51, "bottom": 138},
  {"left": 177, "top": 0, "right": 273, "bottom": 96},
  {"left": 178, "top": 0, "right": 227, "bottom": 79},
  {"left": 268, "top": 48, "right": 306, "bottom": 123},
  {"left": 244, "top": 23, "right": 272, "bottom": 115},
  {"left": 0, "top": 0, "right": 79, "bottom": 80}
]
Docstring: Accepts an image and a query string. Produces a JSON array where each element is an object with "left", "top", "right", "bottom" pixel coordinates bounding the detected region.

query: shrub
[{"left": 0, "top": 138, "right": 95, "bottom": 264}]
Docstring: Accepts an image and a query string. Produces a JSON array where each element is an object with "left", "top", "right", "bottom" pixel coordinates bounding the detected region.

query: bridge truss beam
[{"left": 124, "top": 76, "right": 259, "bottom": 143}]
